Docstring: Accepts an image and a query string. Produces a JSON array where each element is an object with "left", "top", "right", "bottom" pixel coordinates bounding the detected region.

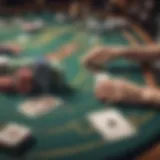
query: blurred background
[{"left": 0, "top": 0, "right": 159, "bottom": 39}]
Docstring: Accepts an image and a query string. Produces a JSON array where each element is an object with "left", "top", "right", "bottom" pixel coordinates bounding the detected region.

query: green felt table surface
[{"left": 0, "top": 14, "right": 159, "bottom": 160}]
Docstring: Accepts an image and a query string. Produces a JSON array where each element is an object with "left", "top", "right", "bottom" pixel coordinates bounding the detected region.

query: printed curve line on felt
[
  {"left": 122, "top": 29, "right": 156, "bottom": 126},
  {"left": 80, "top": 40, "right": 102, "bottom": 91},
  {"left": 72, "top": 36, "right": 101, "bottom": 86},
  {"left": 6, "top": 27, "right": 61, "bottom": 50},
  {"left": 19, "top": 26, "right": 71, "bottom": 50},
  {"left": 41, "top": 103, "right": 100, "bottom": 136},
  {"left": 46, "top": 32, "right": 82, "bottom": 61},
  {"left": 129, "top": 112, "right": 155, "bottom": 128},
  {"left": 30, "top": 27, "right": 63, "bottom": 48},
  {"left": 30, "top": 26, "right": 72, "bottom": 48},
  {"left": 69, "top": 32, "right": 92, "bottom": 86},
  {"left": 30, "top": 140, "right": 105, "bottom": 159},
  {"left": 46, "top": 120, "right": 96, "bottom": 136},
  {"left": 17, "top": 28, "right": 57, "bottom": 48},
  {"left": 76, "top": 42, "right": 101, "bottom": 89}
]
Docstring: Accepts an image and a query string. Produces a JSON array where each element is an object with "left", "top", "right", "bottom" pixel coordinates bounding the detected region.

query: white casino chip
[
  {"left": 55, "top": 13, "right": 66, "bottom": 23},
  {"left": 86, "top": 18, "right": 101, "bottom": 31},
  {"left": 0, "top": 56, "right": 9, "bottom": 66},
  {"left": 33, "top": 19, "right": 45, "bottom": 28}
]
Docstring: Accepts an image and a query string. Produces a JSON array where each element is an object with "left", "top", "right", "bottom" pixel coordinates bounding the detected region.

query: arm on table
[{"left": 82, "top": 44, "right": 160, "bottom": 70}]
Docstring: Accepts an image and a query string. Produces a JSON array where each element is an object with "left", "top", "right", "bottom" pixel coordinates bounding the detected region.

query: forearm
[
  {"left": 95, "top": 74, "right": 160, "bottom": 105},
  {"left": 122, "top": 44, "right": 160, "bottom": 61}
]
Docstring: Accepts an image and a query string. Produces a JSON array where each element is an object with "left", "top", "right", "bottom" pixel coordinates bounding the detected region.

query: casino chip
[
  {"left": 103, "top": 17, "right": 130, "bottom": 31},
  {"left": 85, "top": 17, "right": 103, "bottom": 33},
  {"left": 21, "top": 19, "right": 45, "bottom": 33},
  {"left": 0, "top": 56, "right": 9, "bottom": 74},
  {"left": 55, "top": 12, "right": 68, "bottom": 23},
  {"left": 0, "top": 56, "right": 9, "bottom": 66},
  {"left": 14, "top": 67, "right": 33, "bottom": 94}
]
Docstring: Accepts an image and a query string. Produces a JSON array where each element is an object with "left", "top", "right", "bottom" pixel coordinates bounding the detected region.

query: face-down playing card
[
  {"left": 0, "top": 123, "right": 31, "bottom": 147},
  {"left": 87, "top": 108, "right": 137, "bottom": 142},
  {"left": 18, "top": 96, "right": 63, "bottom": 118}
]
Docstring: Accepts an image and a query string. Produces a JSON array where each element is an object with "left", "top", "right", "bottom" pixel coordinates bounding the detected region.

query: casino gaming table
[{"left": 0, "top": 13, "right": 159, "bottom": 160}]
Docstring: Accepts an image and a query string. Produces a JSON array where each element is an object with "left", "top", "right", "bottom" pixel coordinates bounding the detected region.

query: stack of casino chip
[{"left": 0, "top": 57, "right": 65, "bottom": 93}]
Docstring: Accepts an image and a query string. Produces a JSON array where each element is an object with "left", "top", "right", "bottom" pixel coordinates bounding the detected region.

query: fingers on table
[{"left": 94, "top": 73, "right": 160, "bottom": 105}]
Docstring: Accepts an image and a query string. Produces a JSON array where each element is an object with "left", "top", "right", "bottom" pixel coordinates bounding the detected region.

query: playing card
[
  {"left": 18, "top": 96, "right": 63, "bottom": 118},
  {"left": 88, "top": 109, "right": 137, "bottom": 141},
  {"left": 0, "top": 123, "right": 31, "bottom": 147}
]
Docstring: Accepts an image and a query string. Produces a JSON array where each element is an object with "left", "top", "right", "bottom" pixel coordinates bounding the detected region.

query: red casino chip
[
  {"left": 14, "top": 67, "right": 33, "bottom": 93},
  {"left": 0, "top": 76, "right": 13, "bottom": 92}
]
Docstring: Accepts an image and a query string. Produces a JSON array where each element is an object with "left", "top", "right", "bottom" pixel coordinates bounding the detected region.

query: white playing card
[
  {"left": 18, "top": 96, "right": 63, "bottom": 118},
  {"left": 0, "top": 123, "right": 31, "bottom": 147},
  {"left": 88, "top": 109, "right": 137, "bottom": 141}
]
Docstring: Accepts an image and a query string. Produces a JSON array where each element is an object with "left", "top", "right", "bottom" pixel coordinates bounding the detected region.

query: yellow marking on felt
[
  {"left": 82, "top": 79, "right": 93, "bottom": 92},
  {"left": 23, "top": 28, "right": 57, "bottom": 48},
  {"left": 69, "top": 122, "right": 95, "bottom": 135},
  {"left": 72, "top": 38, "right": 101, "bottom": 86},
  {"left": 131, "top": 23, "right": 154, "bottom": 44},
  {"left": 47, "top": 121, "right": 95, "bottom": 136},
  {"left": 27, "top": 26, "right": 71, "bottom": 49},
  {"left": 46, "top": 33, "right": 81, "bottom": 61},
  {"left": 80, "top": 41, "right": 101, "bottom": 91},
  {"left": 129, "top": 112, "right": 155, "bottom": 127},
  {"left": 12, "top": 28, "right": 57, "bottom": 49},
  {"left": 123, "top": 30, "right": 139, "bottom": 47},
  {"left": 57, "top": 30, "right": 82, "bottom": 60},
  {"left": 32, "top": 27, "right": 71, "bottom": 48},
  {"left": 78, "top": 38, "right": 101, "bottom": 58},
  {"left": 32, "top": 140, "right": 105, "bottom": 158},
  {"left": 123, "top": 30, "right": 156, "bottom": 87},
  {"left": 72, "top": 69, "right": 86, "bottom": 86}
]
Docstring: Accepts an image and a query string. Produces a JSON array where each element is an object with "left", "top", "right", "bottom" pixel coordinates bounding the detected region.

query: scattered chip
[
  {"left": 0, "top": 56, "right": 9, "bottom": 66},
  {"left": 21, "top": 20, "right": 45, "bottom": 33},
  {"left": 55, "top": 12, "right": 67, "bottom": 23}
]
